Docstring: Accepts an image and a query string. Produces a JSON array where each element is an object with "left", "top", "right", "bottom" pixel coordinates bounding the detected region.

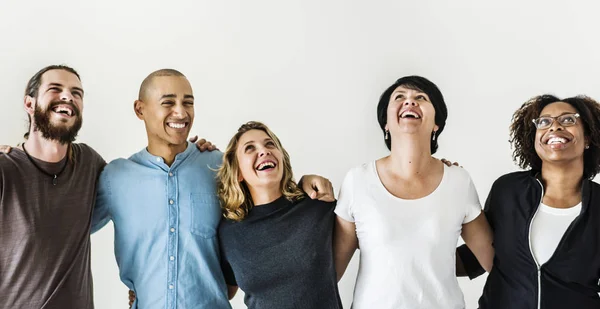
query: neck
[
  {"left": 23, "top": 131, "right": 69, "bottom": 163},
  {"left": 147, "top": 140, "right": 188, "bottom": 166},
  {"left": 540, "top": 159, "right": 584, "bottom": 199},
  {"left": 387, "top": 133, "right": 434, "bottom": 178},
  {"left": 249, "top": 185, "right": 283, "bottom": 206}
]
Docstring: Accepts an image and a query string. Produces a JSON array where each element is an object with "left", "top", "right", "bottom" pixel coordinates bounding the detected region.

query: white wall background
[{"left": 1, "top": 0, "right": 599, "bottom": 308}]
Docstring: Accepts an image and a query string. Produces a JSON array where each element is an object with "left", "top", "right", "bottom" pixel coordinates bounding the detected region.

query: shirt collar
[{"left": 136, "top": 141, "right": 196, "bottom": 171}]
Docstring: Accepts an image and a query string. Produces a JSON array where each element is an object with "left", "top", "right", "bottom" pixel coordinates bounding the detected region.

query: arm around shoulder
[
  {"left": 461, "top": 211, "right": 494, "bottom": 273},
  {"left": 334, "top": 215, "right": 358, "bottom": 281},
  {"left": 91, "top": 169, "right": 112, "bottom": 233}
]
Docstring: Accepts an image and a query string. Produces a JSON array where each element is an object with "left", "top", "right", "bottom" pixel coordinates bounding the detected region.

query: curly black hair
[{"left": 509, "top": 94, "right": 600, "bottom": 179}]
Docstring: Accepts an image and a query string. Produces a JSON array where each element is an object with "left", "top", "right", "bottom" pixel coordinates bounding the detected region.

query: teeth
[
  {"left": 547, "top": 137, "right": 568, "bottom": 144},
  {"left": 257, "top": 162, "right": 275, "bottom": 170},
  {"left": 168, "top": 123, "right": 186, "bottom": 129},
  {"left": 400, "top": 111, "right": 420, "bottom": 119},
  {"left": 53, "top": 106, "right": 72, "bottom": 116}
]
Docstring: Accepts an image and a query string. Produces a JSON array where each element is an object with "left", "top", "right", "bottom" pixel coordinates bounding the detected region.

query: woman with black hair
[
  {"left": 334, "top": 76, "right": 494, "bottom": 309},
  {"left": 458, "top": 95, "right": 600, "bottom": 309}
]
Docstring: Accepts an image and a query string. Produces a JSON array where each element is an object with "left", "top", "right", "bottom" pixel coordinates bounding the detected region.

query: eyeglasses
[{"left": 532, "top": 113, "right": 580, "bottom": 130}]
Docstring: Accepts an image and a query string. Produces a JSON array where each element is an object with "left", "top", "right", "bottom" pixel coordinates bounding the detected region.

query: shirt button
[
  {"left": 169, "top": 172, "right": 174, "bottom": 177},
  {"left": 170, "top": 256, "right": 175, "bottom": 261},
  {"left": 169, "top": 284, "right": 174, "bottom": 289},
  {"left": 156, "top": 158, "right": 161, "bottom": 162},
  {"left": 169, "top": 199, "right": 174, "bottom": 205},
  {"left": 170, "top": 228, "right": 175, "bottom": 232}
]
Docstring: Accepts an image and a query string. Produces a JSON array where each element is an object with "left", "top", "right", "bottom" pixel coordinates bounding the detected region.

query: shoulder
[
  {"left": 296, "top": 195, "right": 337, "bottom": 210},
  {"left": 190, "top": 148, "right": 223, "bottom": 169},
  {"left": 588, "top": 179, "right": 600, "bottom": 191},
  {"left": 342, "top": 161, "right": 374, "bottom": 183},
  {"left": 443, "top": 164, "right": 473, "bottom": 181},
  {"left": 491, "top": 170, "right": 533, "bottom": 190},
  {"left": 98, "top": 158, "right": 131, "bottom": 183},
  {"left": 72, "top": 143, "right": 106, "bottom": 165},
  {"left": 104, "top": 158, "right": 132, "bottom": 172}
]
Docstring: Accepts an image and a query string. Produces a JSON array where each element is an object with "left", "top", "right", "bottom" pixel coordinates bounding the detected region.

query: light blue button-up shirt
[{"left": 92, "top": 142, "right": 232, "bottom": 309}]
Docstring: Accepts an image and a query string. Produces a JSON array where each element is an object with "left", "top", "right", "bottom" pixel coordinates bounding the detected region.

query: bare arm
[
  {"left": 461, "top": 212, "right": 494, "bottom": 272},
  {"left": 334, "top": 215, "right": 359, "bottom": 281}
]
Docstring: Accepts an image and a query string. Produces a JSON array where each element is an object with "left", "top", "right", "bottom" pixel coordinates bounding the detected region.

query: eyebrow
[
  {"left": 392, "top": 90, "right": 426, "bottom": 96},
  {"left": 243, "top": 138, "right": 272, "bottom": 146},
  {"left": 539, "top": 112, "right": 577, "bottom": 117},
  {"left": 160, "top": 94, "right": 194, "bottom": 100},
  {"left": 47, "top": 83, "right": 85, "bottom": 95}
]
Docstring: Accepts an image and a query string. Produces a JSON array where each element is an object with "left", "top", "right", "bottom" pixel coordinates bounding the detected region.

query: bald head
[{"left": 138, "top": 69, "right": 186, "bottom": 101}]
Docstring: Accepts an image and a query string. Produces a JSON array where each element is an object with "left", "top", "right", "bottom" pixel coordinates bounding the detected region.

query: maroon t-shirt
[{"left": 0, "top": 143, "right": 105, "bottom": 309}]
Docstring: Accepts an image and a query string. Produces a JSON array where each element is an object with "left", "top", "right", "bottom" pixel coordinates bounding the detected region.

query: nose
[
  {"left": 258, "top": 147, "right": 271, "bottom": 157},
  {"left": 403, "top": 99, "right": 417, "bottom": 106},
  {"left": 548, "top": 120, "right": 565, "bottom": 132},
  {"left": 60, "top": 91, "right": 74, "bottom": 102},
  {"left": 172, "top": 103, "right": 186, "bottom": 117}
]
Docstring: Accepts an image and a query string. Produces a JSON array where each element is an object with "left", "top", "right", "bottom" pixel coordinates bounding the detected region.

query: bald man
[{"left": 91, "top": 69, "right": 334, "bottom": 309}]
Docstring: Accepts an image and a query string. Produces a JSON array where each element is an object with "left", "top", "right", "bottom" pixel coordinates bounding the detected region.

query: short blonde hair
[{"left": 217, "top": 121, "right": 304, "bottom": 221}]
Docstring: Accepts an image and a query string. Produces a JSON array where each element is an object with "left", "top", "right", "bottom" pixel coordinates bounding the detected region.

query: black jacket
[{"left": 458, "top": 171, "right": 600, "bottom": 309}]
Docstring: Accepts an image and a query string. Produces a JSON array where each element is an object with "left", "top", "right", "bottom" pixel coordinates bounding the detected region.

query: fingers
[
  {"left": 316, "top": 191, "right": 335, "bottom": 202},
  {"left": 0, "top": 145, "right": 12, "bottom": 153},
  {"left": 188, "top": 136, "right": 199, "bottom": 143},
  {"left": 194, "top": 138, "right": 219, "bottom": 152},
  {"left": 200, "top": 142, "right": 213, "bottom": 152},
  {"left": 128, "top": 290, "right": 135, "bottom": 308}
]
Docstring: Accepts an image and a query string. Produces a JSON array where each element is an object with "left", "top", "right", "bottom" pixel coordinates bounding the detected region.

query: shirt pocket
[{"left": 190, "top": 192, "right": 221, "bottom": 238}]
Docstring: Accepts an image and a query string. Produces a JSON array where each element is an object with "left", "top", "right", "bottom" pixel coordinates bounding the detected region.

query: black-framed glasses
[{"left": 532, "top": 113, "right": 580, "bottom": 130}]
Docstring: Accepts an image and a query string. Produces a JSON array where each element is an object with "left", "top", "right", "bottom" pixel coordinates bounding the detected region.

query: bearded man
[{"left": 0, "top": 65, "right": 105, "bottom": 309}]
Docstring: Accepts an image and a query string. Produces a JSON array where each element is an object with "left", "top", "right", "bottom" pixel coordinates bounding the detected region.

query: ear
[
  {"left": 238, "top": 173, "right": 244, "bottom": 183},
  {"left": 384, "top": 124, "right": 389, "bottom": 131},
  {"left": 134, "top": 100, "right": 144, "bottom": 120},
  {"left": 433, "top": 124, "right": 439, "bottom": 132},
  {"left": 24, "top": 95, "right": 35, "bottom": 116}
]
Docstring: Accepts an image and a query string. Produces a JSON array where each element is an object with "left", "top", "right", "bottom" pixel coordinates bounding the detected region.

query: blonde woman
[{"left": 216, "top": 121, "right": 342, "bottom": 309}]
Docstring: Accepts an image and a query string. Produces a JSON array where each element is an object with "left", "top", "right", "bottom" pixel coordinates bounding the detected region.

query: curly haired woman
[{"left": 458, "top": 95, "right": 600, "bottom": 309}]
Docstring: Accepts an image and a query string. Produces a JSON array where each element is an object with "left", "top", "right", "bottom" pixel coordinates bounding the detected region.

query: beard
[{"left": 33, "top": 101, "right": 83, "bottom": 144}]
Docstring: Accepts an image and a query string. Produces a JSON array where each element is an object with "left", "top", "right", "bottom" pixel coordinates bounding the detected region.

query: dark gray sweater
[{"left": 218, "top": 195, "right": 342, "bottom": 309}]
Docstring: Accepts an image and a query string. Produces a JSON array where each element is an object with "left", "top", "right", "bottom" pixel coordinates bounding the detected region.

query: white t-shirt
[
  {"left": 335, "top": 161, "right": 482, "bottom": 309},
  {"left": 531, "top": 202, "right": 581, "bottom": 265}
]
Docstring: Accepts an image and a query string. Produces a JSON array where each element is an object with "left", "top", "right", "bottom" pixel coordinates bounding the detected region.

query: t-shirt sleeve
[
  {"left": 91, "top": 169, "right": 112, "bottom": 234},
  {"left": 220, "top": 254, "right": 237, "bottom": 286},
  {"left": 462, "top": 172, "right": 483, "bottom": 224},
  {"left": 334, "top": 169, "right": 356, "bottom": 223}
]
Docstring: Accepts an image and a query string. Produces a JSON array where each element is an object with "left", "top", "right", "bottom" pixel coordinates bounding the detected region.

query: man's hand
[
  {"left": 441, "top": 158, "right": 461, "bottom": 167},
  {"left": 188, "top": 136, "right": 218, "bottom": 152},
  {"left": 128, "top": 290, "right": 135, "bottom": 308},
  {"left": 300, "top": 174, "right": 335, "bottom": 202},
  {"left": 0, "top": 145, "right": 12, "bottom": 153}
]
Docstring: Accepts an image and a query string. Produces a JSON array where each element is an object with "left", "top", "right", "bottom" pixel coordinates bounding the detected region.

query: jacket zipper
[{"left": 528, "top": 178, "right": 544, "bottom": 309}]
